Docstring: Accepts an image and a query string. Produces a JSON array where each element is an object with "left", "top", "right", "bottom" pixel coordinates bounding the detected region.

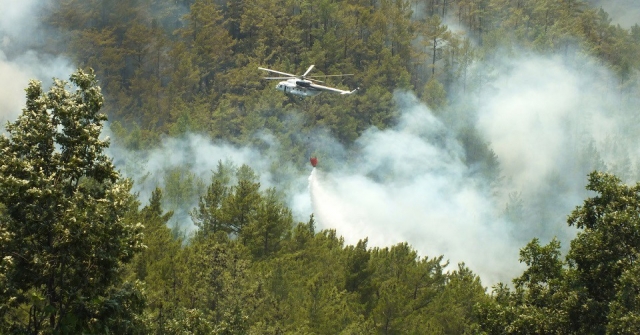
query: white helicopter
[{"left": 259, "top": 65, "right": 358, "bottom": 98}]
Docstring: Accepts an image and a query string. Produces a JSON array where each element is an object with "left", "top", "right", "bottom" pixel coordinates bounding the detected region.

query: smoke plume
[
  {"left": 0, "top": 0, "right": 73, "bottom": 126},
  {"left": 302, "top": 52, "right": 638, "bottom": 284},
  {"left": 104, "top": 50, "right": 639, "bottom": 285},
  {"left": 587, "top": 0, "right": 640, "bottom": 28},
  {"left": 106, "top": 131, "right": 310, "bottom": 232}
]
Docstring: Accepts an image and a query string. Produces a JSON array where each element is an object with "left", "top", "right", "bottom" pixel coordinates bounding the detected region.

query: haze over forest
[{"left": 1, "top": 0, "right": 640, "bottom": 333}]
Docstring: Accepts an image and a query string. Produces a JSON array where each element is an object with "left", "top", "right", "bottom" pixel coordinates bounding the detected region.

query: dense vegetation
[
  {"left": 44, "top": 0, "right": 640, "bottom": 149},
  {"left": 2, "top": 0, "right": 640, "bottom": 333}
]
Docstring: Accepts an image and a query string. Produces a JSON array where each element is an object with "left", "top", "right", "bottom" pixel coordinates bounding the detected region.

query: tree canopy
[
  {"left": 476, "top": 172, "right": 640, "bottom": 334},
  {"left": 0, "top": 70, "right": 144, "bottom": 333},
  {"left": 3, "top": 0, "right": 640, "bottom": 333},
  {"left": 43, "top": 0, "right": 640, "bottom": 150}
]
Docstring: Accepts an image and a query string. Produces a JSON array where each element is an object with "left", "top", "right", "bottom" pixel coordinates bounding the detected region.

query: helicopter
[{"left": 259, "top": 65, "right": 358, "bottom": 98}]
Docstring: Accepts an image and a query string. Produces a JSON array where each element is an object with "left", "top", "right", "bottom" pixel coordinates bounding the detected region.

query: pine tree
[
  {"left": 191, "top": 161, "right": 233, "bottom": 240},
  {"left": 241, "top": 188, "right": 293, "bottom": 258},
  {"left": 128, "top": 189, "right": 182, "bottom": 315},
  {"left": 222, "top": 164, "right": 262, "bottom": 237}
]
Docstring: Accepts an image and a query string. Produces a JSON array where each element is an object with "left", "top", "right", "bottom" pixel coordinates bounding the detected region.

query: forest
[{"left": 1, "top": 0, "right": 640, "bottom": 333}]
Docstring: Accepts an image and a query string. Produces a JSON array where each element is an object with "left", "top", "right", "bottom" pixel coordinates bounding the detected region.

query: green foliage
[
  {"left": 188, "top": 181, "right": 487, "bottom": 334},
  {"left": 0, "top": 69, "right": 144, "bottom": 333},
  {"left": 180, "top": 236, "right": 267, "bottom": 335},
  {"left": 191, "top": 162, "right": 232, "bottom": 239},
  {"left": 44, "top": 0, "right": 640, "bottom": 145},
  {"left": 477, "top": 172, "right": 640, "bottom": 334},
  {"left": 40, "top": 0, "right": 640, "bottom": 186},
  {"left": 607, "top": 261, "right": 640, "bottom": 334},
  {"left": 163, "top": 168, "right": 205, "bottom": 211},
  {"left": 564, "top": 172, "right": 640, "bottom": 333},
  {"left": 191, "top": 162, "right": 293, "bottom": 257},
  {"left": 23, "top": 0, "right": 640, "bottom": 332},
  {"left": 422, "top": 78, "right": 448, "bottom": 111},
  {"left": 222, "top": 164, "right": 262, "bottom": 236},
  {"left": 344, "top": 239, "right": 373, "bottom": 305},
  {"left": 127, "top": 188, "right": 183, "bottom": 319},
  {"left": 242, "top": 188, "right": 294, "bottom": 258}
]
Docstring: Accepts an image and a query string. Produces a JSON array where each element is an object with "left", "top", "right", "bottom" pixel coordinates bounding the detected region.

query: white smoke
[
  {"left": 306, "top": 92, "right": 522, "bottom": 284},
  {"left": 301, "top": 52, "right": 637, "bottom": 285},
  {"left": 0, "top": 53, "right": 31, "bottom": 126},
  {"left": 587, "top": 0, "right": 640, "bottom": 28},
  {"left": 0, "top": 1, "right": 73, "bottom": 126},
  {"left": 105, "top": 51, "right": 637, "bottom": 285},
  {"left": 0, "top": 0, "right": 41, "bottom": 40},
  {"left": 106, "top": 131, "right": 310, "bottom": 232}
]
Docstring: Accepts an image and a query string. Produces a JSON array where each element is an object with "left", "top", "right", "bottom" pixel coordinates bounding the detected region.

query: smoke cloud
[
  {"left": 106, "top": 131, "right": 309, "bottom": 232},
  {"left": 0, "top": 0, "right": 73, "bottom": 126},
  {"left": 104, "top": 50, "right": 638, "bottom": 285},
  {"left": 301, "top": 52, "right": 637, "bottom": 285},
  {"left": 305, "top": 89, "right": 529, "bottom": 284},
  {"left": 587, "top": 0, "right": 640, "bottom": 28}
]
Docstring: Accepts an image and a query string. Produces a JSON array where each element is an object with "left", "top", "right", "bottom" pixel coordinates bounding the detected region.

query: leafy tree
[
  {"left": 477, "top": 172, "right": 640, "bottom": 334},
  {"left": 69, "top": 26, "right": 132, "bottom": 118},
  {"left": 0, "top": 70, "right": 144, "bottom": 333},
  {"left": 0, "top": 203, "right": 13, "bottom": 320},
  {"left": 192, "top": 162, "right": 292, "bottom": 258},
  {"left": 181, "top": 0, "right": 235, "bottom": 96},
  {"left": 607, "top": 260, "right": 640, "bottom": 334},
  {"left": 366, "top": 242, "right": 482, "bottom": 334},
  {"left": 154, "top": 307, "right": 214, "bottom": 335},
  {"left": 163, "top": 167, "right": 205, "bottom": 213},
  {"left": 423, "top": 15, "right": 451, "bottom": 78},
  {"left": 475, "top": 238, "right": 567, "bottom": 334},
  {"left": 564, "top": 172, "right": 640, "bottom": 333},
  {"left": 34, "top": 1, "right": 640, "bottom": 332},
  {"left": 44, "top": 0, "right": 640, "bottom": 147}
]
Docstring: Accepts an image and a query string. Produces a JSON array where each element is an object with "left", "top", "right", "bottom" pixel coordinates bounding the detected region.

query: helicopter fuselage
[
  {"left": 275, "top": 79, "right": 322, "bottom": 97},
  {"left": 260, "top": 65, "right": 356, "bottom": 97}
]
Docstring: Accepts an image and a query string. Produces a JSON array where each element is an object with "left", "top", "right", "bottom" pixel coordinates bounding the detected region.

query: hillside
[{"left": 1, "top": 0, "right": 640, "bottom": 333}]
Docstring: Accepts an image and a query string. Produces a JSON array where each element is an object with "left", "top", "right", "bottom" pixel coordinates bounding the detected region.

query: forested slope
[
  {"left": 2, "top": 0, "right": 640, "bottom": 334},
  {"left": 44, "top": 0, "right": 640, "bottom": 146}
]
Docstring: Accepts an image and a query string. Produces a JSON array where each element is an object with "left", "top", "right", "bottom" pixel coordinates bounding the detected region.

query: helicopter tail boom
[{"left": 342, "top": 87, "right": 359, "bottom": 95}]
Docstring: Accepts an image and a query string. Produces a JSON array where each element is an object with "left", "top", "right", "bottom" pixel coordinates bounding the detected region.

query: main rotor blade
[
  {"left": 302, "top": 65, "right": 315, "bottom": 77},
  {"left": 306, "top": 74, "right": 354, "bottom": 78},
  {"left": 263, "top": 77, "right": 324, "bottom": 83},
  {"left": 258, "top": 67, "right": 297, "bottom": 77}
]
